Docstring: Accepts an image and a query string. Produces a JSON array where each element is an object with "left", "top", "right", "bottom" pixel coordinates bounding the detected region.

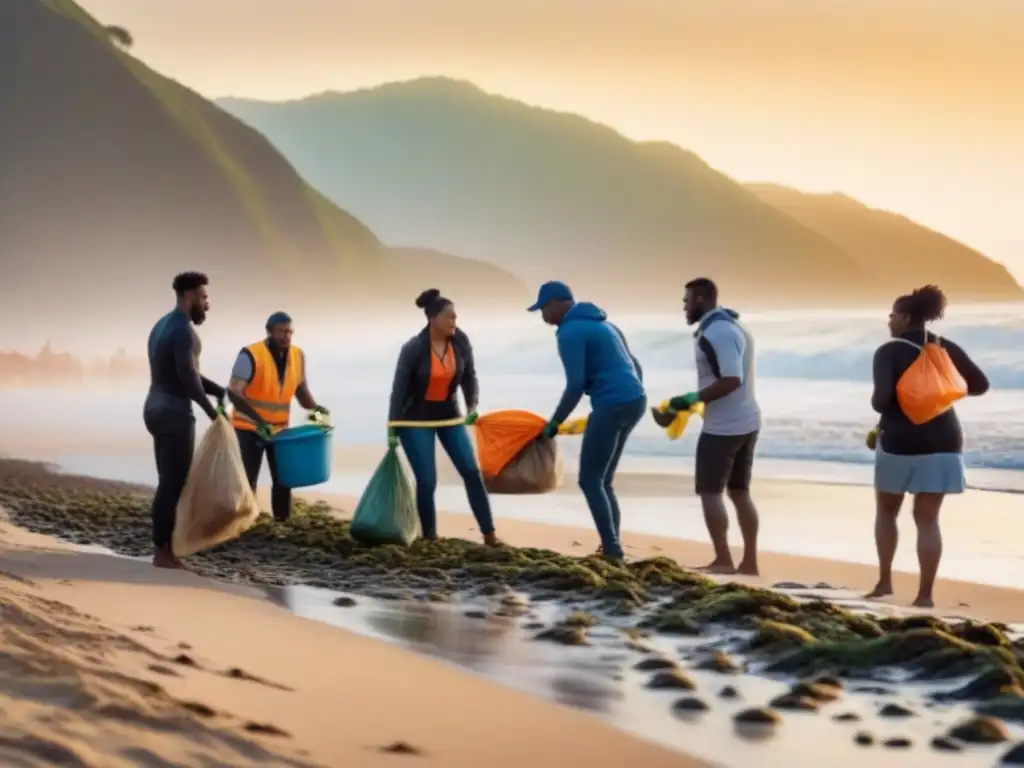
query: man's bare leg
[
  {"left": 729, "top": 489, "right": 760, "bottom": 575},
  {"left": 911, "top": 492, "right": 944, "bottom": 608},
  {"left": 699, "top": 492, "right": 735, "bottom": 573},
  {"left": 865, "top": 491, "right": 903, "bottom": 598}
]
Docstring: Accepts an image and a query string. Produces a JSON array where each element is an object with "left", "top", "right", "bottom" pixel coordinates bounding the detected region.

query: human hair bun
[
  {"left": 910, "top": 284, "right": 947, "bottom": 323},
  {"left": 415, "top": 288, "right": 442, "bottom": 309}
]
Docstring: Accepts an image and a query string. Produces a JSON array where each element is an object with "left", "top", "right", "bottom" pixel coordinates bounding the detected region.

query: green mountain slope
[
  {"left": 387, "top": 248, "right": 530, "bottom": 307},
  {"left": 220, "top": 78, "right": 885, "bottom": 308},
  {"left": 746, "top": 184, "right": 1022, "bottom": 301},
  {"left": 0, "top": 3, "right": 525, "bottom": 333}
]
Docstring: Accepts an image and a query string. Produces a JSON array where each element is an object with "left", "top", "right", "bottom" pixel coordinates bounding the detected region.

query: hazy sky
[{"left": 79, "top": 0, "right": 1023, "bottom": 279}]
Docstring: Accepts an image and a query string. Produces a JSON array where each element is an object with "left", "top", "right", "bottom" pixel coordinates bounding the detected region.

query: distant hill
[
  {"left": 0, "top": 3, "right": 525, "bottom": 335},
  {"left": 387, "top": 248, "right": 530, "bottom": 307},
  {"left": 220, "top": 78, "right": 886, "bottom": 309},
  {"left": 746, "top": 184, "right": 1022, "bottom": 302}
]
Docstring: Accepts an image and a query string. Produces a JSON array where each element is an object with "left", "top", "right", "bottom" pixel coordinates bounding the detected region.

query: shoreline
[
  {"left": 293, "top": 488, "right": 1024, "bottom": 625},
  {"left": 4, "top": 456, "right": 1024, "bottom": 764},
  {"left": 4, "top": 450, "right": 1023, "bottom": 620},
  {"left": 0, "top": 521, "right": 705, "bottom": 767}
]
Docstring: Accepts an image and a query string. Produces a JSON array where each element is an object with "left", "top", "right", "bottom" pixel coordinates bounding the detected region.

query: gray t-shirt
[
  {"left": 230, "top": 346, "right": 306, "bottom": 386},
  {"left": 694, "top": 309, "right": 761, "bottom": 436}
]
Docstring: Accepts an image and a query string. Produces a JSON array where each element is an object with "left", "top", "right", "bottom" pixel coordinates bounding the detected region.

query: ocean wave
[{"left": 472, "top": 313, "right": 1024, "bottom": 389}]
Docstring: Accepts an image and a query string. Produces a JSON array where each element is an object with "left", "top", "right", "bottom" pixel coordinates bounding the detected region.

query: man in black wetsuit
[{"left": 143, "top": 272, "right": 263, "bottom": 569}]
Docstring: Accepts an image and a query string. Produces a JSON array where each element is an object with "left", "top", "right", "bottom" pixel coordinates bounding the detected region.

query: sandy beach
[
  {"left": 3, "top": 456, "right": 1024, "bottom": 765},
  {"left": 0, "top": 519, "right": 705, "bottom": 767}
]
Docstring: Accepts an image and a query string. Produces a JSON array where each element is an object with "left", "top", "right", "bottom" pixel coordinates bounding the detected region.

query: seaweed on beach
[{"left": 1, "top": 457, "right": 1023, "bottom": 706}]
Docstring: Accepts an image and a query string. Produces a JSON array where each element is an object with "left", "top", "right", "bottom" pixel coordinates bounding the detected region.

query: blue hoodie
[{"left": 550, "top": 302, "right": 646, "bottom": 424}]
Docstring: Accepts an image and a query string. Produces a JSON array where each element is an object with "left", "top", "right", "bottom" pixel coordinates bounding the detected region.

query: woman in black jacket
[
  {"left": 866, "top": 285, "right": 989, "bottom": 607},
  {"left": 388, "top": 289, "right": 501, "bottom": 545}
]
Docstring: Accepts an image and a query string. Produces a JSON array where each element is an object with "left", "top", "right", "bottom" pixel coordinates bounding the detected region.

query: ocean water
[{"left": 9, "top": 302, "right": 1024, "bottom": 487}]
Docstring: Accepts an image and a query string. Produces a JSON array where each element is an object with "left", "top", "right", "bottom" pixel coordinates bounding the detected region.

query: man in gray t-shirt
[{"left": 657, "top": 278, "right": 762, "bottom": 576}]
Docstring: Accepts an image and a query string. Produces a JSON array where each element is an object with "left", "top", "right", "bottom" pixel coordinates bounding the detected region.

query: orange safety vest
[{"left": 230, "top": 341, "right": 303, "bottom": 432}]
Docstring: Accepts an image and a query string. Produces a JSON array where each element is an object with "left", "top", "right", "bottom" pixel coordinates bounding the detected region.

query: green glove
[
  {"left": 464, "top": 411, "right": 479, "bottom": 426},
  {"left": 308, "top": 405, "right": 330, "bottom": 423},
  {"left": 541, "top": 420, "right": 559, "bottom": 439},
  {"left": 667, "top": 392, "right": 699, "bottom": 413},
  {"left": 256, "top": 423, "right": 274, "bottom": 442},
  {"left": 387, "top": 427, "right": 399, "bottom": 448}
]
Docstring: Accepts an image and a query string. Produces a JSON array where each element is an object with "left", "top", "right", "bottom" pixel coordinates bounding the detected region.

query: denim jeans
[
  {"left": 399, "top": 424, "right": 495, "bottom": 539},
  {"left": 578, "top": 395, "right": 647, "bottom": 558}
]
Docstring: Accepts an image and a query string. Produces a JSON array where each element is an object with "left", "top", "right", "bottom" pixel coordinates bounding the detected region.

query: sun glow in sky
[{"left": 79, "top": 0, "right": 1024, "bottom": 279}]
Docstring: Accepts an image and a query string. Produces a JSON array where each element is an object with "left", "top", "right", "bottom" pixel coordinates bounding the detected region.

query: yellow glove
[
  {"left": 866, "top": 427, "right": 880, "bottom": 451},
  {"left": 558, "top": 417, "right": 588, "bottom": 435},
  {"left": 653, "top": 399, "right": 704, "bottom": 441}
]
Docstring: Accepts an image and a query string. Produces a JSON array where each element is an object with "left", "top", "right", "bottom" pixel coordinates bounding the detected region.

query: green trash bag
[{"left": 349, "top": 446, "right": 421, "bottom": 546}]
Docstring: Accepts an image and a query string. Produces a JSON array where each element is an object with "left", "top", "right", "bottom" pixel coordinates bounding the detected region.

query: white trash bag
[{"left": 172, "top": 415, "right": 261, "bottom": 557}]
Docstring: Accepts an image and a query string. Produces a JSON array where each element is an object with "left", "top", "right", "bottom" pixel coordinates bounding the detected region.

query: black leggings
[
  {"left": 236, "top": 428, "right": 292, "bottom": 521},
  {"left": 144, "top": 409, "right": 195, "bottom": 549}
]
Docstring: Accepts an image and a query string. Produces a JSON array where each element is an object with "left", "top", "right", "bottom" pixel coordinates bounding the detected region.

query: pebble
[
  {"left": 646, "top": 670, "right": 697, "bottom": 691},
  {"left": 947, "top": 715, "right": 1009, "bottom": 744},
  {"left": 634, "top": 657, "right": 679, "bottom": 672},
  {"left": 769, "top": 693, "right": 819, "bottom": 712},
  {"left": 696, "top": 650, "right": 742, "bottom": 674},
  {"left": 883, "top": 737, "right": 912, "bottom": 749},
  {"left": 878, "top": 703, "right": 916, "bottom": 718},
  {"left": 854, "top": 731, "right": 874, "bottom": 746},
  {"left": 672, "top": 697, "right": 710, "bottom": 713},
  {"left": 733, "top": 707, "right": 780, "bottom": 725}
]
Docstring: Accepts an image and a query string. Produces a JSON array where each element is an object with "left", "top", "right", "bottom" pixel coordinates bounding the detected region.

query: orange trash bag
[
  {"left": 473, "top": 410, "right": 563, "bottom": 494},
  {"left": 895, "top": 338, "right": 968, "bottom": 425}
]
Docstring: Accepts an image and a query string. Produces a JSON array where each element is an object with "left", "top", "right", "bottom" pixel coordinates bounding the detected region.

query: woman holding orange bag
[{"left": 866, "top": 285, "right": 989, "bottom": 607}]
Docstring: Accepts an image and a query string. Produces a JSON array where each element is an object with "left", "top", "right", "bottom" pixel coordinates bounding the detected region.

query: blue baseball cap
[{"left": 527, "top": 281, "right": 574, "bottom": 312}]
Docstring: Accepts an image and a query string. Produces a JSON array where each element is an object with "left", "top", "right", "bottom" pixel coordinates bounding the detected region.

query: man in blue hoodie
[{"left": 529, "top": 281, "right": 646, "bottom": 562}]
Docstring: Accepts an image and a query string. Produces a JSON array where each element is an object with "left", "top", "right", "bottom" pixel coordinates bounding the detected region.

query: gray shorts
[
  {"left": 695, "top": 431, "right": 758, "bottom": 494},
  {"left": 874, "top": 448, "right": 965, "bottom": 495}
]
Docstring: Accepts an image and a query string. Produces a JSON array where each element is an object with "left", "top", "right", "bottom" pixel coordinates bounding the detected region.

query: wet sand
[
  {"left": 4, "top": 457, "right": 1024, "bottom": 765},
  {"left": 287, "top": 488, "right": 1024, "bottom": 625},
  {"left": 0, "top": 521, "right": 703, "bottom": 767}
]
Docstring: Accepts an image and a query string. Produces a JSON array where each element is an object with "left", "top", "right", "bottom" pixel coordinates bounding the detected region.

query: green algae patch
[
  {"left": 762, "top": 627, "right": 1014, "bottom": 682},
  {"left": 2, "top": 458, "right": 1023, "bottom": 700}
]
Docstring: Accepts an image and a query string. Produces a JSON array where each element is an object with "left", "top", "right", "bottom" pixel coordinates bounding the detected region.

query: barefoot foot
[
  {"left": 736, "top": 560, "right": 760, "bottom": 576},
  {"left": 153, "top": 547, "right": 187, "bottom": 570},
  {"left": 912, "top": 595, "right": 935, "bottom": 608},
  {"left": 698, "top": 560, "right": 737, "bottom": 575},
  {"left": 864, "top": 581, "right": 893, "bottom": 599}
]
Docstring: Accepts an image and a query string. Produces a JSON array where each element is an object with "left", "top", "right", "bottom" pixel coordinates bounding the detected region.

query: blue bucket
[{"left": 271, "top": 424, "right": 334, "bottom": 488}]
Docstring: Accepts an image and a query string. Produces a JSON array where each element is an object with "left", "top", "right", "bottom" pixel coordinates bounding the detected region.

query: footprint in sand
[
  {"left": 379, "top": 741, "right": 426, "bottom": 756},
  {"left": 147, "top": 663, "right": 182, "bottom": 677},
  {"left": 224, "top": 667, "right": 294, "bottom": 692},
  {"left": 244, "top": 722, "right": 291, "bottom": 737}
]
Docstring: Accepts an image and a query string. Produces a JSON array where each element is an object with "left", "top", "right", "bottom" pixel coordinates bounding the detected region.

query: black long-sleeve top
[
  {"left": 871, "top": 329, "right": 989, "bottom": 455},
  {"left": 146, "top": 308, "right": 222, "bottom": 420}
]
